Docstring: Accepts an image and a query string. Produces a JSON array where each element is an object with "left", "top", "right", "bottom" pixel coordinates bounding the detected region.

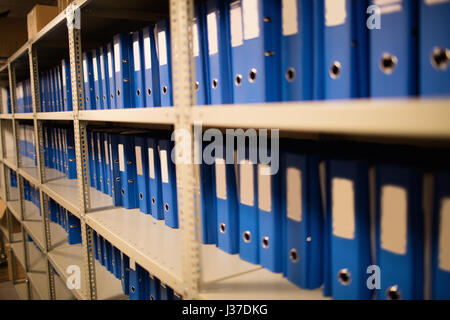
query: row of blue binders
[
  {"left": 18, "top": 124, "right": 36, "bottom": 165},
  {"left": 1, "top": 87, "right": 12, "bottom": 114},
  {"left": 198, "top": 138, "right": 450, "bottom": 299},
  {"left": 93, "top": 231, "right": 181, "bottom": 300},
  {"left": 49, "top": 198, "right": 82, "bottom": 245},
  {"left": 39, "top": 60, "right": 73, "bottom": 112},
  {"left": 24, "top": 180, "right": 41, "bottom": 216},
  {"left": 87, "top": 128, "right": 178, "bottom": 228},
  {"left": 9, "top": 169, "right": 17, "bottom": 188},
  {"left": 15, "top": 79, "right": 33, "bottom": 113},
  {"left": 43, "top": 124, "right": 77, "bottom": 179}
]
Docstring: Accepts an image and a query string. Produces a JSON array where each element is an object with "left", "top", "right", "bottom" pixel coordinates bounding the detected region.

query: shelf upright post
[
  {"left": 66, "top": 3, "right": 96, "bottom": 300},
  {"left": 169, "top": 0, "right": 202, "bottom": 299},
  {"left": 28, "top": 44, "right": 56, "bottom": 300}
]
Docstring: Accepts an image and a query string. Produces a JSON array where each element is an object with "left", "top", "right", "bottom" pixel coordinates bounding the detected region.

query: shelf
[
  {"left": 41, "top": 167, "right": 80, "bottom": 217},
  {"left": 37, "top": 112, "right": 74, "bottom": 121},
  {"left": 7, "top": 200, "right": 21, "bottom": 221},
  {"left": 3, "top": 157, "right": 17, "bottom": 171},
  {"left": 0, "top": 114, "right": 13, "bottom": 119},
  {"left": 14, "top": 113, "right": 34, "bottom": 120},
  {"left": 14, "top": 282, "right": 28, "bottom": 300},
  {"left": 11, "top": 242, "right": 25, "bottom": 269},
  {"left": 199, "top": 268, "right": 329, "bottom": 300},
  {"left": 54, "top": 272, "right": 76, "bottom": 300},
  {"left": 85, "top": 188, "right": 183, "bottom": 294},
  {"left": 19, "top": 159, "right": 40, "bottom": 187},
  {"left": 0, "top": 223, "right": 21, "bottom": 243},
  {"left": 194, "top": 99, "right": 450, "bottom": 140},
  {"left": 78, "top": 108, "right": 176, "bottom": 125},
  {"left": 23, "top": 219, "right": 45, "bottom": 253},
  {"left": 23, "top": 199, "right": 41, "bottom": 221}
]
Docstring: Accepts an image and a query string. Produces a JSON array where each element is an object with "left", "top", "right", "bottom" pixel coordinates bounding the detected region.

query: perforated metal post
[
  {"left": 28, "top": 45, "right": 56, "bottom": 300},
  {"left": 170, "top": 0, "right": 201, "bottom": 299},
  {"left": 67, "top": 3, "right": 96, "bottom": 300}
]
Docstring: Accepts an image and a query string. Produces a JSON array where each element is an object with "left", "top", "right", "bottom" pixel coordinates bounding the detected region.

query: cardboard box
[
  {"left": 58, "top": 0, "right": 74, "bottom": 13},
  {"left": 27, "top": 5, "right": 59, "bottom": 40}
]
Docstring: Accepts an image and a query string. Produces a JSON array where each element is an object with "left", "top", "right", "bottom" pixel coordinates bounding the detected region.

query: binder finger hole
[
  {"left": 212, "top": 78, "right": 218, "bottom": 89},
  {"left": 103, "top": 95, "right": 106, "bottom": 101},
  {"left": 243, "top": 231, "right": 251, "bottom": 243},
  {"left": 147, "top": 88, "right": 152, "bottom": 96},
  {"left": 111, "top": 93, "right": 114, "bottom": 99},
  {"left": 431, "top": 47, "right": 450, "bottom": 70},
  {"left": 151, "top": 197, "right": 155, "bottom": 204},
  {"left": 150, "top": 295, "right": 154, "bottom": 300},
  {"left": 248, "top": 68, "right": 257, "bottom": 83},
  {"left": 219, "top": 223, "right": 226, "bottom": 234},
  {"left": 136, "top": 89, "right": 141, "bottom": 96},
  {"left": 131, "top": 286, "right": 135, "bottom": 293},
  {"left": 139, "top": 192, "right": 143, "bottom": 200},
  {"left": 164, "top": 203, "right": 169, "bottom": 212},
  {"left": 329, "top": 61, "right": 342, "bottom": 79},
  {"left": 162, "top": 86, "right": 168, "bottom": 94},
  {"left": 121, "top": 188, "right": 125, "bottom": 195},
  {"left": 117, "top": 89, "right": 121, "bottom": 96},
  {"left": 338, "top": 269, "right": 351, "bottom": 286},
  {"left": 262, "top": 236, "right": 269, "bottom": 249},
  {"left": 285, "top": 68, "right": 296, "bottom": 82},
  {"left": 235, "top": 74, "right": 243, "bottom": 86},
  {"left": 96, "top": 95, "right": 99, "bottom": 101},
  {"left": 289, "top": 249, "right": 298, "bottom": 263},
  {"left": 195, "top": 81, "right": 200, "bottom": 91},
  {"left": 379, "top": 53, "right": 398, "bottom": 75},
  {"left": 386, "top": 285, "right": 401, "bottom": 300}
]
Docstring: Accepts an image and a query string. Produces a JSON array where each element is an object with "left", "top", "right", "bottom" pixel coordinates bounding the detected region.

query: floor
[{"left": 0, "top": 256, "right": 20, "bottom": 300}]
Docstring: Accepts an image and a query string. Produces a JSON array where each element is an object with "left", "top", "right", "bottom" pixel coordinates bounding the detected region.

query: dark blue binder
[
  {"left": 135, "top": 135, "right": 150, "bottom": 214},
  {"left": 118, "top": 132, "right": 138, "bottom": 209},
  {"left": 132, "top": 30, "right": 146, "bottom": 108},
  {"left": 142, "top": 25, "right": 161, "bottom": 107},
  {"left": 146, "top": 136, "right": 164, "bottom": 220},
  {"left": 113, "top": 33, "right": 135, "bottom": 108}
]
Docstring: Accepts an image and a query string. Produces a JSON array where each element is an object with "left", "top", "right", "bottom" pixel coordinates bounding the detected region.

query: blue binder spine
[
  {"left": 118, "top": 133, "right": 138, "bottom": 209},
  {"left": 142, "top": 25, "right": 161, "bottom": 107},
  {"left": 158, "top": 138, "right": 178, "bottom": 228},
  {"left": 135, "top": 135, "right": 150, "bottom": 214},
  {"left": 99, "top": 46, "right": 110, "bottom": 109},
  {"left": 110, "top": 133, "right": 122, "bottom": 206},
  {"left": 107, "top": 42, "right": 117, "bottom": 109},
  {"left": 82, "top": 51, "right": 95, "bottom": 110},
  {"left": 132, "top": 30, "right": 146, "bottom": 108},
  {"left": 91, "top": 48, "right": 104, "bottom": 109},
  {"left": 156, "top": 19, "right": 173, "bottom": 106},
  {"left": 146, "top": 136, "right": 164, "bottom": 220},
  {"left": 113, "top": 33, "right": 135, "bottom": 108},
  {"left": 193, "top": 4, "right": 210, "bottom": 105}
]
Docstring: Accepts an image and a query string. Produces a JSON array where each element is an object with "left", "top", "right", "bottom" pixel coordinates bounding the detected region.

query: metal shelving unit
[{"left": 0, "top": 0, "right": 449, "bottom": 301}]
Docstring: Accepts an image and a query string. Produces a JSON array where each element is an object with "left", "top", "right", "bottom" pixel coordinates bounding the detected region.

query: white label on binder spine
[
  {"left": 104, "top": 140, "right": 109, "bottom": 165},
  {"left": 374, "top": 0, "right": 402, "bottom": 14},
  {"left": 83, "top": 57, "right": 88, "bottom": 83},
  {"left": 135, "top": 146, "right": 143, "bottom": 176},
  {"left": 282, "top": 0, "right": 298, "bottom": 36},
  {"left": 97, "top": 137, "right": 102, "bottom": 162},
  {"left": 148, "top": 147, "right": 155, "bottom": 179},
  {"left": 230, "top": 2, "right": 243, "bottom": 47},
  {"left": 100, "top": 54, "right": 105, "bottom": 80},
  {"left": 93, "top": 56, "right": 98, "bottom": 81},
  {"left": 133, "top": 40, "right": 141, "bottom": 71},
  {"left": 258, "top": 164, "right": 271, "bottom": 212},
  {"left": 118, "top": 144, "right": 125, "bottom": 172},
  {"left": 144, "top": 31, "right": 152, "bottom": 70},
  {"left": 114, "top": 42, "right": 121, "bottom": 72},
  {"left": 158, "top": 31, "right": 168, "bottom": 66},
  {"left": 109, "top": 143, "right": 113, "bottom": 170},
  {"left": 439, "top": 198, "right": 450, "bottom": 271},
  {"left": 62, "top": 60, "right": 66, "bottom": 86},
  {"left": 215, "top": 158, "right": 227, "bottom": 200},
  {"left": 107, "top": 50, "right": 113, "bottom": 78},
  {"left": 332, "top": 178, "right": 355, "bottom": 239},
  {"left": 160, "top": 150, "right": 169, "bottom": 183},
  {"left": 193, "top": 22, "right": 200, "bottom": 56},
  {"left": 287, "top": 167, "right": 302, "bottom": 222},
  {"left": 240, "top": 159, "right": 254, "bottom": 206},
  {"left": 381, "top": 185, "right": 407, "bottom": 254},
  {"left": 91, "top": 137, "right": 95, "bottom": 161},
  {"left": 325, "top": 0, "right": 347, "bottom": 26},
  {"left": 207, "top": 12, "right": 218, "bottom": 55},
  {"left": 243, "top": 0, "right": 259, "bottom": 40},
  {"left": 425, "top": 0, "right": 450, "bottom": 5}
]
